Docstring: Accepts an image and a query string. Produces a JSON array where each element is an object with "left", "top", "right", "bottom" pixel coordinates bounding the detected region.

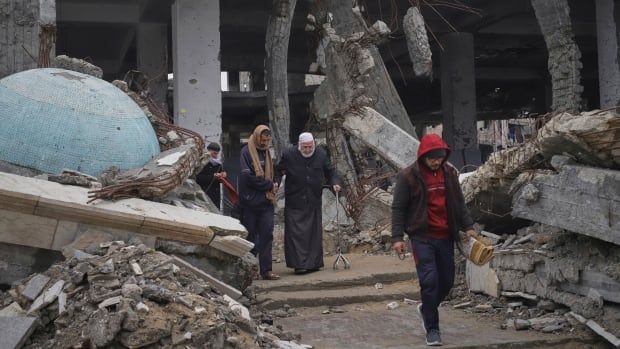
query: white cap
[{"left": 298, "top": 132, "right": 314, "bottom": 143}]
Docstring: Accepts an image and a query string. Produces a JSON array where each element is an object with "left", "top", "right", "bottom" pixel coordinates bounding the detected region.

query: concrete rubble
[{"left": 0, "top": 242, "right": 309, "bottom": 348}]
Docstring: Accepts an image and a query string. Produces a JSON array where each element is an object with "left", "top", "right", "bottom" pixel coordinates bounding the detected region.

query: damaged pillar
[
  {"left": 324, "top": 0, "right": 417, "bottom": 137},
  {"left": 440, "top": 33, "right": 481, "bottom": 169},
  {"left": 171, "top": 0, "right": 222, "bottom": 144},
  {"left": 137, "top": 23, "right": 168, "bottom": 108},
  {"left": 532, "top": 0, "right": 583, "bottom": 113},
  {"left": 265, "top": 0, "right": 297, "bottom": 157},
  {"left": 596, "top": 0, "right": 620, "bottom": 108},
  {"left": 0, "top": 0, "right": 56, "bottom": 78}
]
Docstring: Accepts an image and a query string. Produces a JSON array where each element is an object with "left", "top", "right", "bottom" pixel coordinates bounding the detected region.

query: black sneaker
[
  {"left": 425, "top": 329, "right": 442, "bottom": 346},
  {"left": 417, "top": 303, "right": 427, "bottom": 334},
  {"left": 294, "top": 268, "right": 308, "bottom": 274}
]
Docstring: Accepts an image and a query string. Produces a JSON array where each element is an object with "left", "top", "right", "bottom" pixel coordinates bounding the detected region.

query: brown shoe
[{"left": 261, "top": 271, "right": 280, "bottom": 280}]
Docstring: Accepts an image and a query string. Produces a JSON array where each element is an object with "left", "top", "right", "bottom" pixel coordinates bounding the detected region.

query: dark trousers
[
  {"left": 412, "top": 238, "right": 455, "bottom": 331},
  {"left": 242, "top": 206, "right": 274, "bottom": 275}
]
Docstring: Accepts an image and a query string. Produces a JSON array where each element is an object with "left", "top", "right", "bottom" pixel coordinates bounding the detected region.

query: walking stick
[{"left": 332, "top": 190, "right": 351, "bottom": 270}]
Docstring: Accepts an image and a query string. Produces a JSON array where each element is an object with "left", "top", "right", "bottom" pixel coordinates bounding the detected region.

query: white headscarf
[{"left": 298, "top": 132, "right": 315, "bottom": 158}]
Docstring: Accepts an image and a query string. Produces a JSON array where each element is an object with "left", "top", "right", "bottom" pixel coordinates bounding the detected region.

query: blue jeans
[
  {"left": 242, "top": 206, "right": 274, "bottom": 275},
  {"left": 412, "top": 238, "right": 455, "bottom": 331}
]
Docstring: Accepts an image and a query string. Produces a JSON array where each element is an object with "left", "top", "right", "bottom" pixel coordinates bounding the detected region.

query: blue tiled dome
[{"left": 0, "top": 68, "right": 160, "bottom": 176}]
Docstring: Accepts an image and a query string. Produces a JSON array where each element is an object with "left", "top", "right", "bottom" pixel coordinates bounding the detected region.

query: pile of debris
[
  {"left": 461, "top": 109, "right": 620, "bottom": 346},
  {"left": 0, "top": 241, "right": 307, "bottom": 348}
]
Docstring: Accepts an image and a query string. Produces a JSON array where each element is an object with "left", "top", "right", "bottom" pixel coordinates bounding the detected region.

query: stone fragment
[
  {"left": 88, "top": 308, "right": 124, "bottom": 347},
  {"left": 100, "top": 259, "right": 115, "bottom": 274},
  {"left": 58, "top": 292, "right": 67, "bottom": 316},
  {"left": 142, "top": 284, "right": 175, "bottom": 303},
  {"left": 541, "top": 324, "right": 564, "bottom": 333},
  {"left": 386, "top": 301, "right": 399, "bottom": 310},
  {"left": 121, "top": 284, "right": 143, "bottom": 301},
  {"left": 136, "top": 302, "right": 150, "bottom": 313},
  {"left": 194, "top": 306, "right": 206, "bottom": 314},
  {"left": 29, "top": 280, "right": 65, "bottom": 314},
  {"left": 21, "top": 274, "right": 50, "bottom": 301},
  {"left": 172, "top": 331, "right": 192, "bottom": 345},
  {"left": 130, "top": 262, "right": 143, "bottom": 275},
  {"left": 0, "top": 316, "right": 38, "bottom": 349},
  {"left": 474, "top": 304, "right": 493, "bottom": 313},
  {"left": 514, "top": 319, "right": 531, "bottom": 330},
  {"left": 224, "top": 294, "right": 250, "bottom": 321},
  {"left": 122, "top": 309, "right": 140, "bottom": 332},
  {"left": 0, "top": 302, "right": 26, "bottom": 317},
  {"left": 98, "top": 296, "right": 122, "bottom": 309}
]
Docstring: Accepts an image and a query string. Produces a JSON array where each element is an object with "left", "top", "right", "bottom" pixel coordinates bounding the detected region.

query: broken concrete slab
[
  {"left": 342, "top": 107, "right": 419, "bottom": 169},
  {"left": 28, "top": 279, "right": 65, "bottom": 313},
  {"left": 466, "top": 260, "right": 500, "bottom": 298},
  {"left": 0, "top": 316, "right": 38, "bottom": 349},
  {"left": 512, "top": 163, "right": 620, "bottom": 246},
  {"left": 569, "top": 312, "right": 620, "bottom": 347},
  {"left": 0, "top": 172, "right": 248, "bottom": 255},
  {"left": 21, "top": 273, "right": 50, "bottom": 301},
  {"left": 462, "top": 110, "right": 620, "bottom": 232}
]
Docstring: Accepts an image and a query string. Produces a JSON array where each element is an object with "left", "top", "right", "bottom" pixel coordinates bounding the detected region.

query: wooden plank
[{"left": 171, "top": 255, "right": 242, "bottom": 300}]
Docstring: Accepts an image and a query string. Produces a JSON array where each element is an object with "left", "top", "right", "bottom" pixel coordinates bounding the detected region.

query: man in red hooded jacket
[{"left": 391, "top": 134, "right": 478, "bottom": 346}]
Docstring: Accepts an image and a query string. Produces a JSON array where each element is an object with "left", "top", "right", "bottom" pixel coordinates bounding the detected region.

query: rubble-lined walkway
[{"left": 253, "top": 253, "right": 600, "bottom": 349}]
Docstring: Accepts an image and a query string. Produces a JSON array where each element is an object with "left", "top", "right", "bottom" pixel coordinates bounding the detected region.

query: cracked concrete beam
[
  {"left": 342, "top": 107, "right": 419, "bottom": 169},
  {"left": 511, "top": 164, "right": 620, "bottom": 246}
]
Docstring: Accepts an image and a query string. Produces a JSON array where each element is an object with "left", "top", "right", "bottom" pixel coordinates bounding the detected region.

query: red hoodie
[{"left": 416, "top": 134, "right": 451, "bottom": 240}]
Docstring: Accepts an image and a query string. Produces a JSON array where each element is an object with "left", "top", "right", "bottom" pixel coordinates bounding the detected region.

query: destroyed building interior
[{"left": 0, "top": 0, "right": 619, "bottom": 348}]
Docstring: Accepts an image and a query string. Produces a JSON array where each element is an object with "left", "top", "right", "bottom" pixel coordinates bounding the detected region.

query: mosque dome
[{"left": 0, "top": 68, "right": 160, "bottom": 176}]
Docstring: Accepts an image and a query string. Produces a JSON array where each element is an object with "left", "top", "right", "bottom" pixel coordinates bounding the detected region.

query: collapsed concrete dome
[{"left": 0, "top": 68, "right": 160, "bottom": 176}]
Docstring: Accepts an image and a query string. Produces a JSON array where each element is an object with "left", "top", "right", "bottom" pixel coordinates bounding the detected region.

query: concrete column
[
  {"left": 0, "top": 0, "right": 55, "bottom": 78},
  {"left": 172, "top": 0, "right": 221, "bottom": 144},
  {"left": 596, "top": 0, "right": 620, "bottom": 108},
  {"left": 137, "top": 23, "right": 168, "bottom": 108},
  {"left": 440, "top": 32, "right": 481, "bottom": 169}
]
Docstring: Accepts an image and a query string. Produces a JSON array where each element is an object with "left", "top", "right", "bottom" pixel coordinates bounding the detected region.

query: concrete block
[
  {"left": 21, "top": 274, "right": 50, "bottom": 301},
  {"left": 466, "top": 260, "right": 500, "bottom": 297},
  {"left": 512, "top": 164, "right": 620, "bottom": 246},
  {"left": 0, "top": 316, "right": 38, "bottom": 349},
  {"left": 0, "top": 209, "right": 56, "bottom": 249}
]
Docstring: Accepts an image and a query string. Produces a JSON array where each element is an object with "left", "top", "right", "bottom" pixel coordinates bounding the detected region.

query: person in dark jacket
[
  {"left": 196, "top": 142, "right": 227, "bottom": 210},
  {"left": 391, "top": 133, "right": 478, "bottom": 346},
  {"left": 275, "top": 132, "right": 340, "bottom": 274},
  {"left": 239, "top": 125, "right": 279, "bottom": 280}
]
